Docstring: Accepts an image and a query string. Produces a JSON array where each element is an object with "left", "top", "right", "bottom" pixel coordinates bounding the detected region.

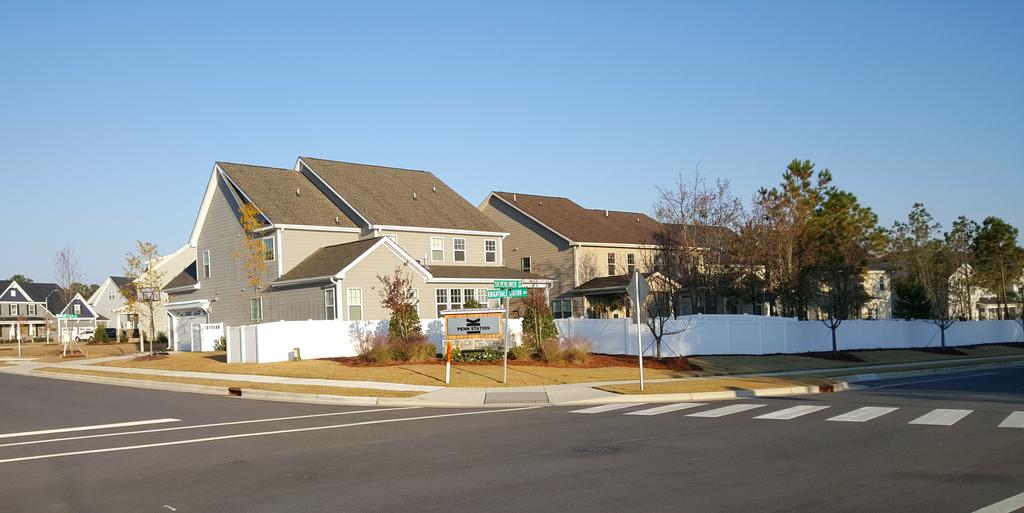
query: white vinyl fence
[
  {"left": 556, "top": 315, "right": 1024, "bottom": 357},
  {"left": 225, "top": 318, "right": 524, "bottom": 364}
]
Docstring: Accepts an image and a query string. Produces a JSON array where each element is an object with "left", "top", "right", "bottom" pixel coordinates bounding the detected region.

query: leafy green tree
[
  {"left": 972, "top": 217, "right": 1024, "bottom": 319},
  {"left": 946, "top": 216, "right": 979, "bottom": 319},
  {"left": 809, "top": 189, "right": 883, "bottom": 351},
  {"left": 891, "top": 278, "right": 931, "bottom": 320},
  {"left": 8, "top": 274, "right": 32, "bottom": 283}
]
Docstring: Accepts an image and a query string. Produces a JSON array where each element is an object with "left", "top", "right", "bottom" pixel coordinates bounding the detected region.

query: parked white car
[{"left": 74, "top": 328, "right": 95, "bottom": 341}]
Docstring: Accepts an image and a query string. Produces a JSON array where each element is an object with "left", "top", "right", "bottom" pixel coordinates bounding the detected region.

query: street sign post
[
  {"left": 628, "top": 271, "right": 650, "bottom": 391},
  {"left": 486, "top": 288, "right": 528, "bottom": 299}
]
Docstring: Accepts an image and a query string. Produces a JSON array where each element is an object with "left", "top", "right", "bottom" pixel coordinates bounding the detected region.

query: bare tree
[
  {"left": 653, "top": 168, "right": 745, "bottom": 314},
  {"left": 125, "top": 241, "right": 165, "bottom": 353},
  {"left": 53, "top": 246, "right": 81, "bottom": 308}
]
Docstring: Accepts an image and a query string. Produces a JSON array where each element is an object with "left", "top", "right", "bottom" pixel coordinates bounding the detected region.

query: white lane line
[
  {"left": 571, "top": 403, "right": 646, "bottom": 414},
  {"left": 0, "top": 418, "right": 180, "bottom": 439},
  {"left": 754, "top": 405, "right": 830, "bottom": 420},
  {"left": 686, "top": 404, "right": 765, "bottom": 418},
  {"left": 0, "top": 406, "right": 537, "bottom": 464},
  {"left": 0, "top": 407, "right": 419, "bottom": 449},
  {"left": 909, "top": 409, "right": 973, "bottom": 426},
  {"left": 827, "top": 406, "right": 899, "bottom": 422},
  {"left": 624, "top": 403, "right": 706, "bottom": 416},
  {"left": 870, "top": 372, "right": 1000, "bottom": 389},
  {"left": 998, "top": 412, "right": 1024, "bottom": 429},
  {"left": 973, "top": 490, "right": 1024, "bottom": 513}
]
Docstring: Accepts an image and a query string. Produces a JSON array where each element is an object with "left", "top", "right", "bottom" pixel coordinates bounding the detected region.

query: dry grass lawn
[
  {"left": 0, "top": 342, "right": 138, "bottom": 362},
  {"left": 34, "top": 367, "right": 421, "bottom": 397},
  {"left": 599, "top": 376, "right": 835, "bottom": 394},
  {"left": 97, "top": 351, "right": 696, "bottom": 386}
]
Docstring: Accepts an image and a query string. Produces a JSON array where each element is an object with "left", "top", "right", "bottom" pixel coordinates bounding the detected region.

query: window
[
  {"left": 324, "top": 288, "right": 336, "bottom": 320},
  {"left": 109, "top": 289, "right": 116, "bottom": 300},
  {"left": 552, "top": 299, "right": 572, "bottom": 319},
  {"left": 262, "top": 237, "right": 276, "bottom": 262},
  {"left": 412, "top": 288, "right": 420, "bottom": 316},
  {"left": 249, "top": 298, "right": 263, "bottom": 321},
  {"left": 430, "top": 237, "right": 444, "bottom": 262},
  {"left": 453, "top": 238, "right": 466, "bottom": 262},
  {"left": 9, "top": 305, "right": 17, "bottom": 316},
  {"left": 477, "top": 287, "right": 496, "bottom": 308},
  {"left": 28, "top": 304, "right": 36, "bottom": 316},
  {"left": 9, "top": 290, "right": 14, "bottom": 297},
  {"left": 607, "top": 253, "right": 617, "bottom": 275},
  {"left": 450, "top": 288, "right": 462, "bottom": 309},
  {"left": 72, "top": 304, "right": 81, "bottom": 315},
  {"left": 484, "top": 240, "right": 497, "bottom": 263},
  {"left": 347, "top": 288, "right": 362, "bottom": 321},
  {"left": 521, "top": 257, "right": 531, "bottom": 274},
  {"left": 202, "top": 250, "right": 211, "bottom": 279},
  {"left": 627, "top": 253, "right": 636, "bottom": 274},
  {"left": 435, "top": 288, "right": 448, "bottom": 317}
]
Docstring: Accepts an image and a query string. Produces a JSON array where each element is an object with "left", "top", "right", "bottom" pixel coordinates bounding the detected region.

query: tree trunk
[
  {"left": 831, "top": 326, "right": 838, "bottom": 353},
  {"left": 940, "top": 325, "right": 946, "bottom": 348}
]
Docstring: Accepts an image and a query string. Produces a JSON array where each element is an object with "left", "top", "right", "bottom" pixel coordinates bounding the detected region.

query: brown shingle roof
[
  {"left": 165, "top": 262, "right": 198, "bottom": 290},
  {"left": 217, "top": 162, "right": 358, "bottom": 228},
  {"left": 492, "top": 192, "right": 662, "bottom": 245},
  {"left": 276, "top": 238, "right": 384, "bottom": 283},
  {"left": 300, "top": 157, "right": 505, "bottom": 233},
  {"left": 426, "top": 265, "right": 552, "bottom": 281}
]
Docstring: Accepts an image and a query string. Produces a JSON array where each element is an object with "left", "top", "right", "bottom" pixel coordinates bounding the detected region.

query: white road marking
[
  {"left": 972, "top": 490, "right": 1024, "bottom": 513},
  {"left": 0, "top": 407, "right": 538, "bottom": 465},
  {"left": 870, "top": 372, "right": 1000, "bottom": 389},
  {"left": 827, "top": 406, "right": 899, "bottom": 422},
  {"left": 909, "top": 408, "right": 973, "bottom": 426},
  {"left": 0, "top": 407, "right": 419, "bottom": 449},
  {"left": 624, "top": 403, "right": 706, "bottom": 416},
  {"left": 998, "top": 412, "right": 1024, "bottom": 429},
  {"left": 686, "top": 404, "right": 765, "bottom": 418},
  {"left": 571, "top": 403, "right": 646, "bottom": 414},
  {"left": 754, "top": 405, "right": 830, "bottom": 420},
  {"left": 0, "top": 418, "right": 180, "bottom": 439}
]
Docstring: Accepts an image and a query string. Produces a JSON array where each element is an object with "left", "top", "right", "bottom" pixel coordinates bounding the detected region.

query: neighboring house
[
  {"left": 948, "top": 264, "right": 1023, "bottom": 320},
  {"left": 113, "top": 244, "right": 196, "bottom": 341},
  {"left": 860, "top": 263, "right": 893, "bottom": 320},
  {"left": 166, "top": 157, "right": 551, "bottom": 346},
  {"left": 479, "top": 191, "right": 765, "bottom": 319},
  {"left": 88, "top": 276, "right": 137, "bottom": 334},
  {"left": 0, "top": 280, "right": 66, "bottom": 341},
  {"left": 56, "top": 292, "right": 104, "bottom": 340}
]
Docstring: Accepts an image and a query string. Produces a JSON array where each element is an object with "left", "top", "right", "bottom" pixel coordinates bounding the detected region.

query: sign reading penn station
[{"left": 445, "top": 316, "right": 502, "bottom": 337}]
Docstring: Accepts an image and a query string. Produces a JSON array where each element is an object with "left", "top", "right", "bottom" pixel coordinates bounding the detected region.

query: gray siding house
[{"left": 0, "top": 280, "right": 66, "bottom": 341}]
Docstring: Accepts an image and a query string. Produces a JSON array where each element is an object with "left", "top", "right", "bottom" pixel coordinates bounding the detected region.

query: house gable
[
  {"left": 1, "top": 281, "right": 32, "bottom": 303},
  {"left": 61, "top": 293, "right": 99, "bottom": 319}
]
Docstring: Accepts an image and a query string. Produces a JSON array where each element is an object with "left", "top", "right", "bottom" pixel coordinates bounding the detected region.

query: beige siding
[
  {"left": 337, "top": 244, "right": 431, "bottom": 321},
  {"left": 269, "top": 282, "right": 333, "bottom": 321},
  {"left": 575, "top": 245, "right": 657, "bottom": 282},
  {"left": 377, "top": 230, "right": 504, "bottom": 268},
  {"left": 191, "top": 176, "right": 280, "bottom": 327},
  {"left": 480, "top": 197, "right": 575, "bottom": 295},
  {"left": 281, "top": 229, "right": 361, "bottom": 273}
]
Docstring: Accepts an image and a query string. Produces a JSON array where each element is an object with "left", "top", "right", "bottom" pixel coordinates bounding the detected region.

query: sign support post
[
  {"left": 445, "top": 340, "right": 452, "bottom": 385},
  {"left": 503, "top": 297, "right": 509, "bottom": 384},
  {"left": 628, "top": 271, "right": 649, "bottom": 392}
]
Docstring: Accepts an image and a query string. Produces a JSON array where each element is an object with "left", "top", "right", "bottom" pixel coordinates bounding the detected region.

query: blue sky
[{"left": 1, "top": 1, "right": 1021, "bottom": 284}]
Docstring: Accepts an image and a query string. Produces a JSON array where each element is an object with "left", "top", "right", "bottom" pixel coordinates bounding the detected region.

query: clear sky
[{"left": 1, "top": 1, "right": 1021, "bottom": 284}]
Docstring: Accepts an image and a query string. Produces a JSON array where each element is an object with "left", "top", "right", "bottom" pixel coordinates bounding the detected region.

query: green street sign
[
  {"left": 487, "top": 288, "right": 529, "bottom": 299},
  {"left": 56, "top": 314, "right": 78, "bottom": 319},
  {"left": 493, "top": 279, "right": 523, "bottom": 289}
]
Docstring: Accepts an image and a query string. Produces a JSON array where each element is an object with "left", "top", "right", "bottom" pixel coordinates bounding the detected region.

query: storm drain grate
[{"left": 484, "top": 391, "right": 549, "bottom": 405}]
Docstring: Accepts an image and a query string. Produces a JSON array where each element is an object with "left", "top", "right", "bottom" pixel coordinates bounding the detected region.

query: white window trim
[
  {"left": 28, "top": 304, "right": 37, "bottom": 316},
  {"left": 430, "top": 236, "right": 445, "bottom": 262},
  {"left": 202, "top": 250, "right": 212, "bottom": 279},
  {"left": 346, "top": 287, "right": 363, "bottom": 321},
  {"left": 324, "top": 288, "right": 336, "bottom": 320},
  {"left": 521, "top": 256, "right": 531, "bottom": 274},
  {"left": 435, "top": 288, "right": 448, "bottom": 317},
  {"left": 484, "top": 239, "right": 497, "bottom": 263},
  {"left": 261, "top": 236, "right": 276, "bottom": 262},
  {"left": 453, "top": 238, "right": 467, "bottom": 262},
  {"left": 72, "top": 304, "right": 81, "bottom": 315},
  {"left": 9, "top": 305, "right": 18, "bottom": 316}
]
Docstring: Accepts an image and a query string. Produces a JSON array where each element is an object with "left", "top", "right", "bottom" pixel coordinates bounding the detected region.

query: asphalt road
[{"left": 0, "top": 364, "right": 1022, "bottom": 513}]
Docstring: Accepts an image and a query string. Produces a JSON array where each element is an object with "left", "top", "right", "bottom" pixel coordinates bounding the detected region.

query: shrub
[
  {"left": 119, "top": 330, "right": 129, "bottom": 343},
  {"left": 156, "top": 332, "right": 168, "bottom": 345},
  {"left": 562, "top": 336, "right": 592, "bottom": 366},
  {"left": 391, "top": 334, "right": 437, "bottom": 363},
  {"left": 214, "top": 336, "right": 227, "bottom": 351},
  {"left": 538, "top": 338, "right": 566, "bottom": 365},
  {"left": 92, "top": 324, "right": 109, "bottom": 343},
  {"left": 522, "top": 290, "right": 558, "bottom": 344},
  {"left": 509, "top": 343, "right": 536, "bottom": 361},
  {"left": 356, "top": 332, "right": 394, "bottom": 365},
  {"left": 453, "top": 346, "right": 502, "bottom": 363},
  {"left": 378, "top": 267, "right": 423, "bottom": 341},
  {"left": 463, "top": 298, "right": 483, "bottom": 309}
]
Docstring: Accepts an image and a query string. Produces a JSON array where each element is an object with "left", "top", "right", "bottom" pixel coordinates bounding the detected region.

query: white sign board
[{"left": 446, "top": 316, "right": 502, "bottom": 337}]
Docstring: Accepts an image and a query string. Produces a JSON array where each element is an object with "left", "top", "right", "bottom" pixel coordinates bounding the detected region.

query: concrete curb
[{"left": 838, "top": 359, "right": 1024, "bottom": 384}]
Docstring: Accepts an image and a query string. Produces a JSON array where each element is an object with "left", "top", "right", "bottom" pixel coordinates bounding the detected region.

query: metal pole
[
  {"left": 503, "top": 297, "right": 509, "bottom": 384},
  {"left": 636, "top": 276, "right": 644, "bottom": 391}
]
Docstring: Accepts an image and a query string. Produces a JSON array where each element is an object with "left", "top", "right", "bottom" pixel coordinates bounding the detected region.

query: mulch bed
[
  {"left": 323, "top": 353, "right": 701, "bottom": 371},
  {"left": 801, "top": 351, "right": 865, "bottom": 363},
  {"left": 914, "top": 347, "right": 969, "bottom": 356}
]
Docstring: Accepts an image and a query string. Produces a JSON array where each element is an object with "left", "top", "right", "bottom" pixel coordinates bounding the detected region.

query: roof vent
[
  {"left": 512, "top": 193, "right": 517, "bottom": 202},
  {"left": 412, "top": 191, "right": 418, "bottom": 200},
  {"left": 636, "top": 217, "right": 641, "bottom": 223},
  {"left": 604, "top": 210, "right": 609, "bottom": 217},
  {"left": 335, "top": 216, "right": 341, "bottom": 225},
  {"left": 295, "top": 188, "right": 301, "bottom": 197},
  {"left": 539, "top": 201, "right": 543, "bottom": 206},
  {"left": 432, "top": 186, "right": 437, "bottom": 193}
]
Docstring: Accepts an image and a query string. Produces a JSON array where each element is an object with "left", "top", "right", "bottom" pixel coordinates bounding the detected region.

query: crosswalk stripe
[
  {"left": 998, "top": 412, "right": 1024, "bottom": 428},
  {"left": 754, "top": 405, "right": 831, "bottom": 420},
  {"left": 909, "top": 409, "right": 973, "bottom": 426},
  {"left": 571, "top": 403, "right": 646, "bottom": 414},
  {"left": 687, "top": 404, "right": 766, "bottom": 418},
  {"left": 624, "top": 403, "right": 707, "bottom": 416},
  {"left": 827, "top": 406, "right": 899, "bottom": 423}
]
